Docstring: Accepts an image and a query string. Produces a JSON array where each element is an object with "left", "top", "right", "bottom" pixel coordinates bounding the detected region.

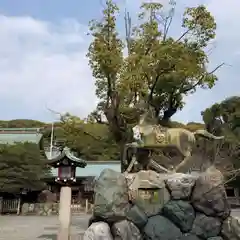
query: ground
[
  {"left": 0, "top": 214, "right": 90, "bottom": 240},
  {"left": 1, "top": 210, "right": 240, "bottom": 239}
]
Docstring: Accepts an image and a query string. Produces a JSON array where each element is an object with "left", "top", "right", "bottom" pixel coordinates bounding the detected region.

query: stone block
[
  {"left": 144, "top": 215, "right": 182, "bottom": 240},
  {"left": 83, "top": 222, "right": 113, "bottom": 240},
  {"left": 111, "top": 220, "right": 142, "bottom": 240},
  {"left": 191, "top": 167, "right": 230, "bottom": 219},
  {"left": 191, "top": 213, "right": 222, "bottom": 239},
  {"left": 162, "top": 200, "right": 195, "bottom": 232},
  {"left": 165, "top": 173, "right": 196, "bottom": 200},
  {"left": 221, "top": 216, "right": 240, "bottom": 240}
]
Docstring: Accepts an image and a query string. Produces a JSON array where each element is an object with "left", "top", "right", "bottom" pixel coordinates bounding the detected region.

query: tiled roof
[
  {"left": 51, "top": 161, "right": 121, "bottom": 177},
  {"left": 47, "top": 147, "right": 87, "bottom": 168},
  {"left": 0, "top": 128, "right": 43, "bottom": 144}
]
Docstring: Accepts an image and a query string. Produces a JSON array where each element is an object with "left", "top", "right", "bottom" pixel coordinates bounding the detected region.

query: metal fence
[{"left": 2, "top": 198, "right": 19, "bottom": 214}]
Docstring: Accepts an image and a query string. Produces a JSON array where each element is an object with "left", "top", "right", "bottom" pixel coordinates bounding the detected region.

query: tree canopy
[
  {"left": 0, "top": 119, "right": 46, "bottom": 128},
  {"left": 44, "top": 115, "right": 119, "bottom": 161},
  {"left": 86, "top": 0, "right": 224, "bottom": 150},
  {"left": 202, "top": 96, "right": 240, "bottom": 174},
  {"left": 0, "top": 142, "right": 51, "bottom": 193}
]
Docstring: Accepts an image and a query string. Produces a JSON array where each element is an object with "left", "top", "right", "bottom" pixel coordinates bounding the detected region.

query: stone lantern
[
  {"left": 48, "top": 146, "right": 86, "bottom": 184},
  {"left": 47, "top": 146, "right": 87, "bottom": 239}
]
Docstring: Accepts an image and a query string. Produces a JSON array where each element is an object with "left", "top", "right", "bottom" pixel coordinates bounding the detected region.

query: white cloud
[{"left": 0, "top": 15, "right": 97, "bottom": 121}]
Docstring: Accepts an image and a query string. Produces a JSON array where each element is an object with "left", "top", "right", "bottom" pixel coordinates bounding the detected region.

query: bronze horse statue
[{"left": 132, "top": 107, "right": 224, "bottom": 172}]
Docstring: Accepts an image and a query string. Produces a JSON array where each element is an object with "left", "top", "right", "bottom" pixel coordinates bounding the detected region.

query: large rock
[
  {"left": 207, "top": 237, "right": 223, "bottom": 240},
  {"left": 181, "top": 235, "right": 223, "bottom": 240},
  {"left": 144, "top": 215, "right": 182, "bottom": 240},
  {"left": 191, "top": 167, "right": 230, "bottom": 219},
  {"left": 221, "top": 216, "right": 240, "bottom": 240},
  {"left": 127, "top": 170, "right": 170, "bottom": 216},
  {"left": 83, "top": 222, "right": 113, "bottom": 240},
  {"left": 162, "top": 200, "right": 195, "bottom": 232},
  {"left": 165, "top": 173, "right": 196, "bottom": 200},
  {"left": 126, "top": 204, "right": 148, "bottom": 229},
  {"left": 93, "top": 169, "right": 130, "bottom": 222},
  {"left": 180, "top": 234, "right": 201, "bottom": 240},
  {"left": 191, "top": 213, "right": 222, "bottom": 239},
  {"left": 111, "top": 220, "right": 143, "bottom": 240}
]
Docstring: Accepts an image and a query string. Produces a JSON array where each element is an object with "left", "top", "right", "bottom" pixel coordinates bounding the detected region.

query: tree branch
[
  {"left": 176, "top": 29, "right": 191, "bottom": 42},
  {"left": 160, "top": 63, "right": 225, "bottom": 123},
  {"left": 176, "top": 14, "right": 201, "bottom": 42},
  {"left": 181, "top": 63, "right": 225, "bottom": 93},
  {"left": 125, "top": 9, "right": 132, "bottom": 55},
  {"left": 148, "top": 64, "right": 176, "bottom": 107},
  {"left": 163, "top": 15, "right": 173, "bottom": 41}
]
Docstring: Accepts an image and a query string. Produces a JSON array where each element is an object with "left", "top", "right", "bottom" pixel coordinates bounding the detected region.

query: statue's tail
[{"left": 194, "top": 129, "right": 224, "bottom": 140}]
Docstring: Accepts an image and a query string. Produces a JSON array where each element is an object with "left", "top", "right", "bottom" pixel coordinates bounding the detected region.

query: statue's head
[{"left": 135, "top": 100, "right": 156, "bottom": 125}]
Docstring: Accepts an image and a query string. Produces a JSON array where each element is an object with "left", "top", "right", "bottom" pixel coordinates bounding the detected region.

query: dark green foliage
[
  {"left": 61, "top": 121, "right": 119, "bottom": 161},
  {"left": 0, "top": 119, "right": 45, "bottom": 128},
  {"left": 202, "top": 96, "right": 240, "bottom": 181},
  {"left": 0, "top": 142, "right": 51, "bottom": 193}
]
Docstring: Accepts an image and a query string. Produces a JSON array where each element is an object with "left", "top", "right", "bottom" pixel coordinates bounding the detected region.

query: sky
[{"left": 0, "top": 0, "right": 239, "bottom": 123}]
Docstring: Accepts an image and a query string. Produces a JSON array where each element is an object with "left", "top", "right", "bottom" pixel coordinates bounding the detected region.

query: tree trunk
[{"left": 119, "top": 143, "right": 126, "bottom": 173}]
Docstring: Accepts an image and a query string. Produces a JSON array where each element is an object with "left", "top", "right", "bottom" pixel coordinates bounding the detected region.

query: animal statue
[{"left": 132, "top": 106, "right": 225, "bottom": 172}]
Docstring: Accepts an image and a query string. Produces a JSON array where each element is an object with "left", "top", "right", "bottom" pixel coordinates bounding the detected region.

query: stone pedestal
[
  {"left": 83, "top": 168, "right": 239, "bottom": 240},
  {"left": 58, "top": 186, "right": 72, "bottom": 240}
]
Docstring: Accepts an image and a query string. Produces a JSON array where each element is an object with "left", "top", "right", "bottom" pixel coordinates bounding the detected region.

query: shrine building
[{"left": 0, "top": 127, "right": 121, "bottom": 202}]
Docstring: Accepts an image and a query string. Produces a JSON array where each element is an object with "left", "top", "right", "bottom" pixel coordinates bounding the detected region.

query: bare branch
[
  {"left": 163, "top": 14, "right": 173, "bottom": 41},
  {"left": 176, "top": 29, "right": 191, "bottom": 42},
  {"left": 208, "top": 62, "right": 225, "bottom": 74},
  {"left": 45, "top": 106, "right": 62, "bottom": 117},
  {"left": 176, "top": 13, "right": 201, "bottom": 42},
  {"left": 205, "top": 41, "right": 217, "bottom": 56},
  {"left": 125, "top": 9, "right": 132, "bottom": 55},
  {"left": 181, "top": 63, "right": 225, "bottom": 94}
]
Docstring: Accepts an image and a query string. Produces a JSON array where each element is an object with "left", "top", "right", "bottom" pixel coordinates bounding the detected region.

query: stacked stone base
[
  {"left": 83, "top": 167, "right": 240, "bottom": 240},
  {"left": 21, "top": 203, "right": 59, "bottom": 215}
]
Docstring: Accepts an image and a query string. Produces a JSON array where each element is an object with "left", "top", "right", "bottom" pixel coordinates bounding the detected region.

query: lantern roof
[{"left": 47, "top": 146, "right": 87, "bottom": 168}]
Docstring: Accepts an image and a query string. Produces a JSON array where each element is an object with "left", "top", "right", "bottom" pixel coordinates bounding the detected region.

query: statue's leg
[
  {"left": 125, "top": 154, "right": 137, "bottom": 173},
  {"left": 149, "top": 159, "right": 171, "bottom": 173},
  {"left": 174, "top": 151, "right": 192, "bottom": 173},
  {"left": 147, "top": 150, "right": 171, "bottom": 173},
  {"left": 137, "top": 148, "right": 150, "bottom": 170},
  {"left": 124, "top": 146, "right": 138, "bottom": 173}
]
